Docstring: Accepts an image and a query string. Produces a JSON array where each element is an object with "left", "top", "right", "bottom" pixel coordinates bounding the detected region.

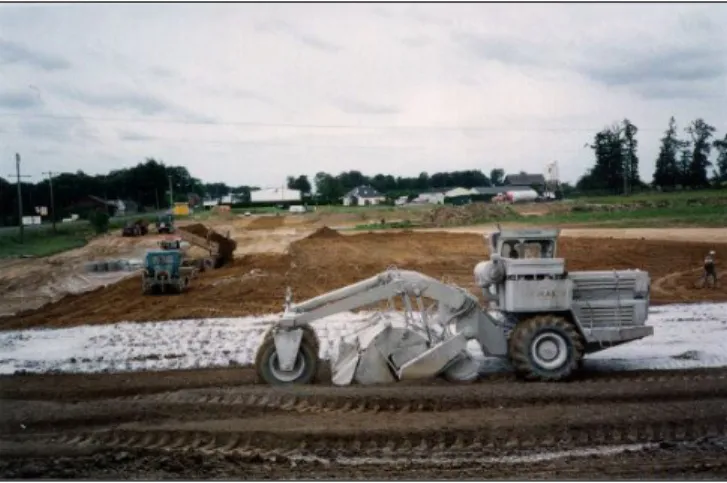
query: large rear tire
[
  {"left": 508, "top": 315, "right": 583, "bottom": 382},
  {"left": 255, "top": 326, "right": 319, "bottom": 385}
]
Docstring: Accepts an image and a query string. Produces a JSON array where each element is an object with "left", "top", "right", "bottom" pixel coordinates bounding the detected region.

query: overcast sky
[{"left": 1, "top": 2, "right": 726, "bottom": 188}]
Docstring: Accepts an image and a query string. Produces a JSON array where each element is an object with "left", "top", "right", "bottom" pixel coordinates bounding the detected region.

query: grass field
[
  {"left": 531, "top": 204, "right": 726, "bottom": 227},
  {"left": 0, "top": 225, "right": 92, "bottom": 258},
  {"left": 574, "top": 189, "right": 727, "bottom": 205},
  {"left": 352, "top": 203, "right": 726, "bottom": 231},
  {"left": 0, "top": 212, "right": 168, "bottom": 258}
]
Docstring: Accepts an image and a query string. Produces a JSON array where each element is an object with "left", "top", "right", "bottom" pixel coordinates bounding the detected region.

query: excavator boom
[{"left": 266, "top": 268, "right": 509, "bottom": 386}]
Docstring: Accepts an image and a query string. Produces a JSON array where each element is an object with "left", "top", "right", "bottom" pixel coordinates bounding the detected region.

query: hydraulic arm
[{"left": 260, "top": 269, "right": 509, "bottom": 386}]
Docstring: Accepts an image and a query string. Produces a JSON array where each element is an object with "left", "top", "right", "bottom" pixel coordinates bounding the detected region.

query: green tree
[
  {"left": 712, "top": 134, "right": 727, "bottom": 184},
  {"left": 685, "top": 119, "right": 716, "bottom": 188},
  {"left": 621, "top": 119, "right": 641, "bottom": 192},
  {"left": 489, "top": 168, "right": 505, "bottom": 186},
  {"left": 579, "top": 124, "right": 626, "bottom": 194},
  {"left": 314, "top": 172, "right": 345, "bottom": 204},
  {"left": 653, "top": 117, "right": 681, "bottom": 189},
  {"left": 677, "top": 140, "right": 692, "bottom": 187},
  {"left": 287, "top": 175, "right": 312, "bottom": 195},
  {"left": 90, "top": 209, "right": 110, "bottom": 234}
]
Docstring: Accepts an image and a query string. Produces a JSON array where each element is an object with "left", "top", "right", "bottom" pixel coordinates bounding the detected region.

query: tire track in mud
[
  {"left": 116, "top": 369, "right": 727, "bottom": 415},
  {"left": 33, "top": 412, "right": 727, "bottom": 461},
  {"left": 7, "top": 370, "right": 727, "bottom": 436},
  {"left": 6, "top": 365, "right": 727, "bottom": 402},
  {"left": 653, "top": 267, "right": 724, "bottom": 297},
  {"left": 2, "top": 441, "right": 726, "bottom": 479}
]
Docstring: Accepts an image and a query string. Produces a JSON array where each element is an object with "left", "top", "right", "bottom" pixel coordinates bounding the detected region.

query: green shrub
[{"left": 90, "top": 210, "right": 110, "bottom": 234}]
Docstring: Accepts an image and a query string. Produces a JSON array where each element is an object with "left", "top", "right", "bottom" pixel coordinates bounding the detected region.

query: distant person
[{"left": 704, "top": 250, "right": 717, "bottom": 287}]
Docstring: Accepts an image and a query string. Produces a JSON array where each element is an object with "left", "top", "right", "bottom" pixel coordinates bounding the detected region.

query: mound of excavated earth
[
  {"left": 0, "top": 229, "right": 725, "bottom": 330},
  {"left": 425, "top": 203, "right": 520, "bottom": 227}
]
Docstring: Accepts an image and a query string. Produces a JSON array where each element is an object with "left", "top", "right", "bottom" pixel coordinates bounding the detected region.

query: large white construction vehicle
[{"left": 254, "top": 227, "right": 653, "bottom": 386}]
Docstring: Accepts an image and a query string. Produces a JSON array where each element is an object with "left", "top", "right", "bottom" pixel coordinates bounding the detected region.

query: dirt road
[
  {"left": 368, "top": 226, "right": 727, "bottom": 243},
  {"left": 2, "top": 367, "right": 727, "bottom": 479}
]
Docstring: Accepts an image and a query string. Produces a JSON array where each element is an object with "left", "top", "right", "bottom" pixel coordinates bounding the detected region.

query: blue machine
[{"left": 142, "top": 250, "right": 191, "bottom": 295}]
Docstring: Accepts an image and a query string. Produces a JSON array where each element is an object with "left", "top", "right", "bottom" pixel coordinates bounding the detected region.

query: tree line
[
  {"left": 577, "top": 117, "right": 726, "bottom": 195},
  {"left": 0, "top": 158, "right": 255, "bottom": 226}
]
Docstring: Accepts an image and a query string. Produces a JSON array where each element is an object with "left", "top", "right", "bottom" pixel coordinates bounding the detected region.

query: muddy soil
[
  {"left": 0, "top": 233, "right": 165, "bottom": 317},
  {"left": 1, "top": 368, "right": 727, "bottom": 479},
  {"left": 2, "top": 442, "right": 726, "bottom": 479},
  {"left": 1, "top": 229, "right": 725, "bottom": 330}
]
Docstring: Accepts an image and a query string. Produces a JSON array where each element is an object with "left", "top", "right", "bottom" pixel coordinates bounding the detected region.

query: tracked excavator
[{"left": 254, "top": 227, "right": 654, "bottom": 386}]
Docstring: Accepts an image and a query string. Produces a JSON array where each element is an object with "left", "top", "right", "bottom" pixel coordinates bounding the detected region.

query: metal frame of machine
[
  {"left": 141, "top": 249, "right": 196, "bottom": 295},
  {"left": 156, "top": 214, "right": 175, "bottom": 234},
  {"left": 254, "top": 227, "right": 654, "bottom": 386}
]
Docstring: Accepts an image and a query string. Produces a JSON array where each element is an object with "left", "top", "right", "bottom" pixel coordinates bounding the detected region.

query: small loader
[
  {"left": 141, "top": 249, "right": 196, "bottom": 295},
  {"left": 156, "top": 214, "right": 175, "bottom": 234},
  {"left": 122, "top": 219, "right": 149, "bottom": 237}
]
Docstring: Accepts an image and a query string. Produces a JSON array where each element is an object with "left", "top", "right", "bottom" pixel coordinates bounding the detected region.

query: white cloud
[{"left": 0, "top": 3, "right": 725, "bottom": 187}]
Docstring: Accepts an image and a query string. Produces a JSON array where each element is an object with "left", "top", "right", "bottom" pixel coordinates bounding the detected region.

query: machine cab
[
  {"left": 145, "top": 250, "right": 181, "bottom": 276},
  {"left": 157, "top": 213, "right": 174, "bottom": 226},
  {"left": 488, "top": 228, "right": 560, "bottom": 260}
]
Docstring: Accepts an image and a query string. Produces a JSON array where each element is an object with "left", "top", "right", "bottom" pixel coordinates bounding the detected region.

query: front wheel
[
  {"left": 508, "top": 315, "right": 583, "bottom": 382},
  {"left": 254, "top": 329, "right": 319, "bottom": 385}
]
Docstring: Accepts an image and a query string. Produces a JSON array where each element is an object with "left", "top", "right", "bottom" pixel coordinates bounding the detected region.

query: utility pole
[
  {"left": 41, "top": 171, "right": 58, "bottom": 233},
  {"left": 8, "top": 153, "right": 31, "bottom": 243},
  {"left": 167, "top": 175, "right": 174, "bottom": 208}
]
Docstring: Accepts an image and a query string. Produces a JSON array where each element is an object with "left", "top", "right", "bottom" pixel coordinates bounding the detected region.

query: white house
[
  {"left": 218, "top": 194, "right": 244, "bottom": 205},
  {"left": 249, "top": 188, "right": 302, "bottom": 204},
  {"left": 203, "top": 199, "right": 220, "bottom": 210},
  {"left": 342, "top": 185, "right": 386, "bottom": 206}
]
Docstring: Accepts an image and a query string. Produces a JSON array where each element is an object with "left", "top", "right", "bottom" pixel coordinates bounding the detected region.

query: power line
[{"left": 0, "top": 112, "right": 669, "bottom": 132}]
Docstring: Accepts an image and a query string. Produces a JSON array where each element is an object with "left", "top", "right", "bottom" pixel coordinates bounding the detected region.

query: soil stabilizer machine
[{"left": 254, "top": 228, "right": 654, "bottom": 386}]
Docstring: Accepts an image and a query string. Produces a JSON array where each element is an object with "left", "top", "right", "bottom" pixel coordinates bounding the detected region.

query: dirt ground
[
  {"left": 2, "top": 367, "right": 727, "bottom": 479},
  {"left": 2, "top": 211, "right": 727, "bottom": 479},
  {"left": 1, "top": 225, "right": 725, "bottom": 330}
]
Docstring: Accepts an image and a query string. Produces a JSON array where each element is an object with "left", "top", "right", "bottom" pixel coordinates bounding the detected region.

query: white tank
[{"left": 507, "top": 190, "right": 539, "bottom": 203}]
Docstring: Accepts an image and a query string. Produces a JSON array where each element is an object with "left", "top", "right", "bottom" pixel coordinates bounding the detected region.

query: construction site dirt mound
[
  {"left": 425, "top": 203, "right": 520, "bottom": 227},
  {"left": 305, "top": 226, "right": 342, "bottom": 240},
  {"left": 178, "top": 223, "right": 210, "bottom": 238},
  {"left": 178, "top": 224, "right": 237, "bottom": 261},
  {"left": 246, "top": 216, "right": 285, "bottom": 231},
  {"left": 1, "top": 231, "right": 726, "bottom": 331}
]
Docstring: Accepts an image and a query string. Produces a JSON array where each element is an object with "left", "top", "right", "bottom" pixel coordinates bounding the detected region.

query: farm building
[
  {"left": 440, "top": 186, "right": 535, "bottom": 204},
  {"left": 249, "top": 188, "right": 302, "bottom": 205},
  {"left": 504, "top": 173, "right": 547, "bottom": 189},
  {"left": 412, "top": 190, "right": 447, "bottom": 205},
  {"left": 342, "top": 185, "right": 386, "bottom": 206},
  {"left": 202, "top": 199, "right": 220, "bottom": 210}
]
